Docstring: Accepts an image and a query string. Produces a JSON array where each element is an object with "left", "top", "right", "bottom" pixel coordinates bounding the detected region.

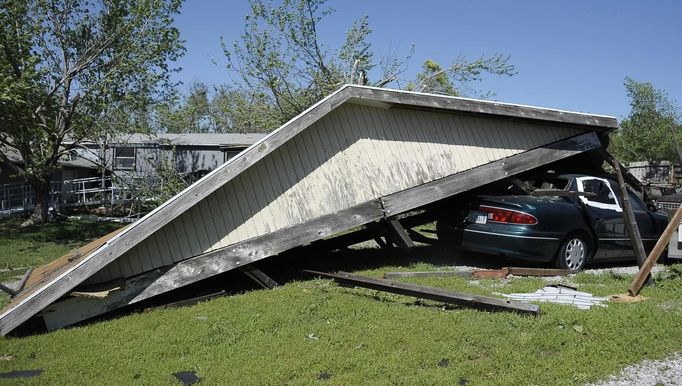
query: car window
[{"left": 576, "top": 177, "right": 622, "bottom": 212}]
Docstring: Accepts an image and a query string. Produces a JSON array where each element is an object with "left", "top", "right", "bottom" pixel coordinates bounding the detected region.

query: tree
[
  {"left": 609, "top": 77, "right": 681, "bottom": 162},
  {"left": 0, "top": 0, "right": 184, "bottom": 224},
  {"left": 223, "top": 0, "right": 515, "bottom": 125},
  {"left": 407, "top": 56, "right": 516, "bottom": 97},
  {"left": 157, "top": 83, "right": 280, "bottom": 133}
]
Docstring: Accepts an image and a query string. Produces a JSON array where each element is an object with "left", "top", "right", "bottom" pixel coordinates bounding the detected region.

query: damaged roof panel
[{"left": 0, "top": 85, "right": 618, "bottom": 335}]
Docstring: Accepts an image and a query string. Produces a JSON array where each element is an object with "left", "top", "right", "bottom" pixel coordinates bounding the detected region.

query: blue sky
[{"left": 172, "top": 0, "right": 682, "bottom": 121}]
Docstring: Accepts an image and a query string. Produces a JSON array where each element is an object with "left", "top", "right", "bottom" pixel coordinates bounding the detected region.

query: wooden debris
[
  {"left": 70, "top": 287, "right": 122, "bottom": 300},
  {"left": 630, "top": 203, "right": 682, "bottom": 296},
  {"left": 240, "top": 266, "right": 278, "bottom": 289},
  {"left": 382, "top": 218, "right": 414, "bottom": 251},
  {"left": 147, "top": 291, "right": 227, "bottom": 312},
  {"left": 304, "top": 270, "right": 540, "bottom": 315},
  {"left": 504, "top": 267, "right": 571, "bottom": 277},
  {"left": 383, "top": 271, "right": 468, "bottom": 279},
  {"left": 609, "top": 294, "right": 649, "bottom": 303}
]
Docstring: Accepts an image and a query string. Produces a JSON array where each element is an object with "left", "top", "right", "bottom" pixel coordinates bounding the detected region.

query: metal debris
[{"left": 501, "top": 286, "right": 607, "bottom": 309}]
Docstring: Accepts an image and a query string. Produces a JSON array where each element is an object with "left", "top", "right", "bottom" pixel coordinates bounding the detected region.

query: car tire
[{"left": 556, "top": 233, "right": 590, "bottom": 273}]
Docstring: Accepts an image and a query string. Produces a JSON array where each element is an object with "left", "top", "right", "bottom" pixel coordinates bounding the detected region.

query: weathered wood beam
[
  {"left": 405, "top": 229, "right": 439, "bottom": 245},
  {"left": 381, "top": 131, "right": 602, "bottom": 216},
  {"left": 382, "top": 218, "right": 414, "bottom": 251},
  {"left": 129, "top": 200, "right": 385, "bottom": 304},
  {"left": 240, "top": 266, "right": 278, "bottom": 289},
  {"left": 383, "top": 271, "right": 469, "bottom": 279},
  {"left": 603, "top": 153, "right": 649, "bottom": 272},
  {"left": 629, "top": 204, "right": 682, "bottom": 296},
  {"left": 41, "top": 270, "right": 166, "bottom": 331},
  {"left": 349, "top": 87, "right": 619, "bottom": 130},
  {"left": 304, "top": 270, "right": 540, "bottom": 315}
]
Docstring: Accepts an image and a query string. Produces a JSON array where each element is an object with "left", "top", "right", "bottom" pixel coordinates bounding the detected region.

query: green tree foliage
[
  {"left": 407, "top": 56, "right": 516, "bottom": 97},
  {"left": 158, "top": 83, "right": 279, "bottom": 133},
  {"left": 610, "top": 77, "right": 681, "bottom": 162},
  {"left": 221, "top": 0, "right": 515, "bottom": 126},
  {"left": 0, "top": 0, "right": 184, "bottom": 223}
]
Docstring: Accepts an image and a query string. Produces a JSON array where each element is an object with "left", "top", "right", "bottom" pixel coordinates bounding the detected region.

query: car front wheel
[{"left": 556, "top": 234, "right": 589, "bottom": 273}]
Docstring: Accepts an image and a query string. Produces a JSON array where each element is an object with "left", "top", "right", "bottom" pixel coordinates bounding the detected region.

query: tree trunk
[{"left": 26, "top": 179, "right": 50, "bottom": 225}]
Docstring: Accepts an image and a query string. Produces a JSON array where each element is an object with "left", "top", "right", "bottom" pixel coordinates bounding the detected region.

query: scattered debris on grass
[
  {"left": 305, "top": 270, "right": 540, "bottom": 315},
  {"left": 172, "top": 371, "right": 200, "bottom": 385},
  {"left": 0, "top": 369, "right": 44, "bottom": 379},
  {"left": 317, "top": 372, "right": 332, "bottom": 381},
  {"left": 609, "top": 294, "right": 649, "bottom": 303},
  {"left": 501, "top": 285, "right": 608, "bottom": 309},
  {"left": 0, "top": 354, "right": 15, "bottom": 361}
]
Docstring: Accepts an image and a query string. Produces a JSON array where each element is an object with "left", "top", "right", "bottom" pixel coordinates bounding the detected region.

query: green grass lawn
[{"left": 0, "top": 219, "right": 681, "bottom": 385}]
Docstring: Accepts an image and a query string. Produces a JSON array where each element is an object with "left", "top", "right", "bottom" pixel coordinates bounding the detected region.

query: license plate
[{"left": 475, "top": 215, "right": 487, "bottom": 224}]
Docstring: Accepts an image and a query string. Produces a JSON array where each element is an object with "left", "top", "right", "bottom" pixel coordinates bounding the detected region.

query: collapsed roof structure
[{"left": 0, "top": 85, "right": 618, "bottom": 334}]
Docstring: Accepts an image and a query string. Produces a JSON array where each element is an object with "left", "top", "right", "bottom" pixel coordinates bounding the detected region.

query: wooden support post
[
  {"left": 604, "top": 154, "right": 649, "bottom": 269},
  {"left": 629, "top": 204, "right": 682, "bottom": 296},
  {"left": 382, "top": 218, "right": 414, "bottom": 251},
  {"left": 405, "top": 229, "right": 439, "bottom": 245},
  {"left": 240, "top": 265, "right": 278, "bottom": 289},
  {"left": 304, "top": 270, "right": 539, "bottom": 315},
  {"left": 373, "top": 237, "right": 389, "bottom": 250}
]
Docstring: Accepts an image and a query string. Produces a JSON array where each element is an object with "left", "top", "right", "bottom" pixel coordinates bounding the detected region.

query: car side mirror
[{"left": 646, "top": 203, "right": 657, "bottom": 212}]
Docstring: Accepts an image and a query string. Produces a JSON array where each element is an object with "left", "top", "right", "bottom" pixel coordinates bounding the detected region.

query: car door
[
  {"left": 576, "top": 177, "right": 626, "bottom": 259},
  {"left": 626, "top": 189, "right": 659, "bottom": 252}
]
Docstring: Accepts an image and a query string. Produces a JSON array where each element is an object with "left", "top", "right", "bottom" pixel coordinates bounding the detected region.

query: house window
[{"left": 114, "top": 147, "right": 135, "bottom": 170}]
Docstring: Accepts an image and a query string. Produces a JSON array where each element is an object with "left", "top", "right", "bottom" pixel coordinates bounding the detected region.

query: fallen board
[{"left": 304, "top": 270, "right": 540, "bottom": 315}]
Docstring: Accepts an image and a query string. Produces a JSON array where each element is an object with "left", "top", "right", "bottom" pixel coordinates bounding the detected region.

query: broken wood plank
[
  {"left": 629, "top": 203, "right": 682, "bottom": 296},
  {"left": 0, "top": 284, "right": 16, "bottom": 297},
  {"left": 383, "top": 271, "right": 469, "bottom": 279},
  {"left": 382, "top": 218, "right": 414, "bottom": 251},
  {"left": 41, "top": 270, "right": 166, "bottom": 331},
  {"left": 604, "top": 153, "right": 649, "bottom": 272},
  {"left": 240, "top": 266, "right": 278, "bottom": 289},
  {"left": 146, "top": 290, "right": 226, "bottom": 311},
  {"left": 405, "top": 229, "right": 439, "bottom": 245},
  {"left": 349, "top": 87, "right": 618, "bottom": 129},
  {"left": 129, "top": 199, "right": 385, "bottom": 304},
  {"left": 472, "top": 269, "right": 510, "bottom": 279},
  {"left": 505, "top": 267, "right": 571, "bottom": 277},
  {"left": 304, "top": 270, "right": 540, "bottom": 315},
  {"left": 381, "top": 132, "right": 602, "bottom": 215}
]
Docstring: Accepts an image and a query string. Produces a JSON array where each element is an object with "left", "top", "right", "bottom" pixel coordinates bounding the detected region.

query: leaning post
[{"left": 603, "top": 152, "right": 652, "bottom": 286}]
